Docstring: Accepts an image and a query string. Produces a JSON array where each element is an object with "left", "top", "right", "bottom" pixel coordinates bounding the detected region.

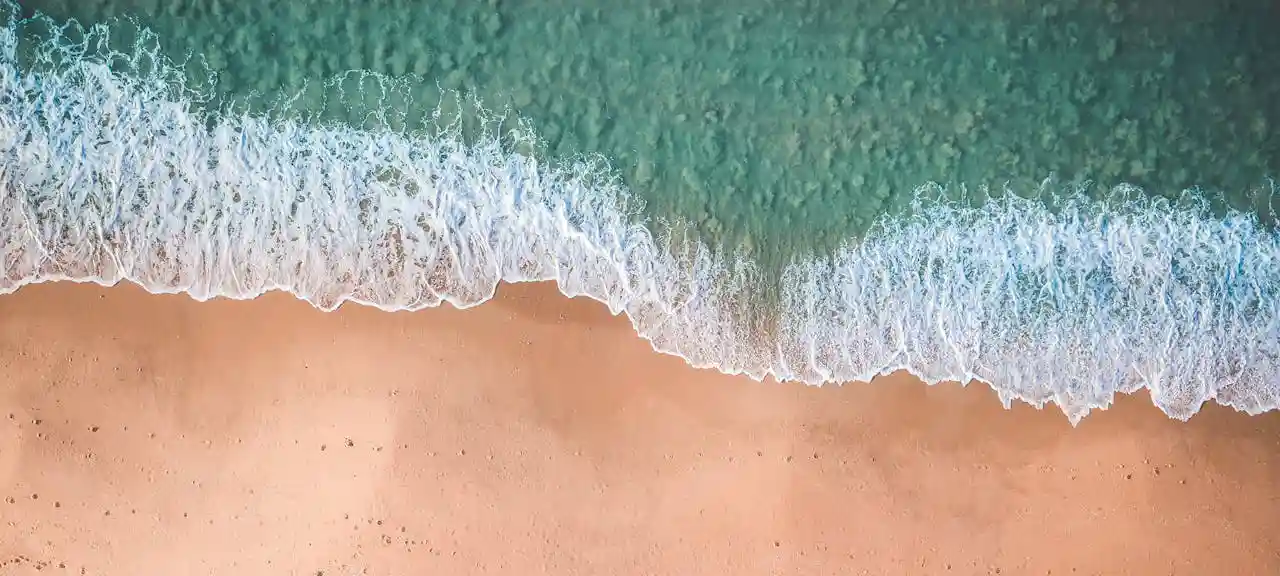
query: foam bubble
[{"left": 1, "top": 5, "right": 1277, "bottom": 423}]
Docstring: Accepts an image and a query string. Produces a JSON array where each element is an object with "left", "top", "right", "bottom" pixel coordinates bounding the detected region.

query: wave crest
[{"left": 2, "top": 5, "right": 1277, "bottom": 423}]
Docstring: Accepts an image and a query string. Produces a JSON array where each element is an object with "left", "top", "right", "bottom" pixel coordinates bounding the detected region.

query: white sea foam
[{"left": 2, "top": 5, "right": 1277, "bottom": 423}]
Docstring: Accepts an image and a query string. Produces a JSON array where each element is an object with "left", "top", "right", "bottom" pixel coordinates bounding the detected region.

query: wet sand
[{"left": 0, "top": 280, "right": 1277, "bottom": 575}]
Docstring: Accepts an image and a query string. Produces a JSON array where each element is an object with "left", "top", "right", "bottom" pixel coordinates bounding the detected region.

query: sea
[{"left": 1, "top": 0, "right": 1277, "bottom": 423}]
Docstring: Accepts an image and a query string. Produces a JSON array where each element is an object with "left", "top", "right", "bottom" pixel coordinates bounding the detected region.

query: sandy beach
[{"left": 0, "top": 280, "right": 1277, "bottom": 575}]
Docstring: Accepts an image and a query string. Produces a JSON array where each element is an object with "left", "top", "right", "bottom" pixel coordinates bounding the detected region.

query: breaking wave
[{"left": 2, "top": 5, "right": 1278, "bottom": 423}]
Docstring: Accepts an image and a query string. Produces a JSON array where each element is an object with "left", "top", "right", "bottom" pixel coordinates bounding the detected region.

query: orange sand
[{"left": 1, "top": 281, "right": 1278, "bottom": 575}]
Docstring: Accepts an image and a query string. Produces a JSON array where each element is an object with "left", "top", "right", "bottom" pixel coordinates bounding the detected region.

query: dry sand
[{"left": 0, "top": 280, "right": 1277, "bottom": 575}]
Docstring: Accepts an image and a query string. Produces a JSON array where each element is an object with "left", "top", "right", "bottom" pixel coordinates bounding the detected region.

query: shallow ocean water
[
  {"left": 2, "top": 0, "right": 1279, "bottom": 422},
  {"left": 18, "top": 0, "right": 1280, "bottom": 265}
]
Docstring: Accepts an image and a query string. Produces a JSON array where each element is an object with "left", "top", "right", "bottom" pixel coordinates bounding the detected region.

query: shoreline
[
  {"left": 5, "top": 269, "right": 1264, "bottom": 426},
  {"left": 6, "top": 3, "right": 1278, "bottom": 421},
  {"left": 1, "top": 280, "right": 1278, "bottom": 574}
]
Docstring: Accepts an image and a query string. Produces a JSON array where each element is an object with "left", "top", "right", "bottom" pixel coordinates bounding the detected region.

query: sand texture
[{"left": 0, "top": 282, "right": 1278, "bottom": 575}]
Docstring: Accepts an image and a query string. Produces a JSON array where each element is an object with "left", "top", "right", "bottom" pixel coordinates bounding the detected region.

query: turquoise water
[
  {"left": 1, "top": 0, "right": 1279, "bottom": 422},
  {"left": 17, "top": 0, "right": 1280, "bottom": 265}
]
